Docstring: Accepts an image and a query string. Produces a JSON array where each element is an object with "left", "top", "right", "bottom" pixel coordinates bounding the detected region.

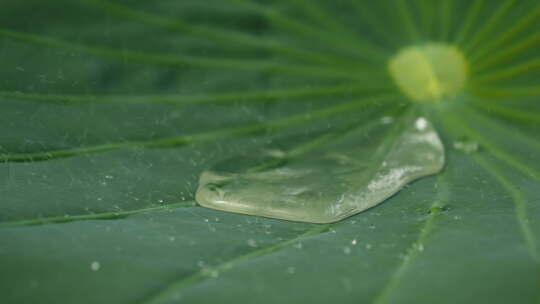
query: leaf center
[{"left": 388, "top": 43, "right": 468, "bottom": 102}]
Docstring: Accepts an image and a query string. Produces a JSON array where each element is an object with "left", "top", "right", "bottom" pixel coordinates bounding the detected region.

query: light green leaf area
[{"left": 0, "top": 0, "right": 539, "bottom": 303}]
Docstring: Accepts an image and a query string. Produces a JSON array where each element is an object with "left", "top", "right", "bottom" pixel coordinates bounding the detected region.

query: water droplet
[
  {"left": 287, "top": 266, "right": 296, "bottom": 274},
  {"left": 264, "top": 149, "right": 287, "bottom": 158},
  {"left": 247, "top": 238, "right": 257, "bottom": 247},
  {"left": 196, "top": 116, "right": 444, "bottom": 223},
  {"left": 351, "top": 239, "right": 357, "bottom": 246},
  {"left": 427, "top": 205, "right": 450, "bottom": 214},
  {"left": 90, "top": 261, "right": 100, "bottom": 271},
  {"left": 453, "top": 140, "right": 479, "bottom": 153},
  {"left": 415, "top": 117, "right": 428, "bottom": 131},
  {"left": 104, "top": 175, "right": 114, "bottom": 179},
  {"left": 343, "top": 246, "right": 351, "bottom": 254},
  {"left": 168, "top": 236, "right": 176, "bottom": 241},
  {"left": 380, "top": 116, "right": 394, "bottom": 124},
  {"left": 365, "top": 244, "right": 372, "bottom": 250}
]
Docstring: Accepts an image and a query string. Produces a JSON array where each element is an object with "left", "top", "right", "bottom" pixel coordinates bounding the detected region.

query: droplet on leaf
[
  {"left": 453, "top": 139, "right": 479, "bottom": 153},
  {"left": 90, "top": 261, "right": 101, "bottom": 271},
  {"left": 195, "top": 117, "right": 444, "bottom": 223},
  {"left": 247, "top": 238, "right": 258, "bottom": 247}
]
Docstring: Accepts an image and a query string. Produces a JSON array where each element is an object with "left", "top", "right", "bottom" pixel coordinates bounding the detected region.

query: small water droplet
[
  {"left": 104, "top": 175, "right": 114, "bottom": 179},
  {"left": 90, "top": 261, "right": 100, "bottom": 271},
  {"left": 453, "top": 140, "right": 479, "bottom": 153},
  {"left": 351, "top": 239, "right": 357, "bottom": 245},
  {"left": 365, "top": 243, "right": 372, "bottom": 250},
  {"left": 343, "top": 246, "right": 351, "bottom": 254},
  {"left": 380, "top": 116, "right": 395, "bottom": 124},
  {"left": 415, "top": 117, "right": 428, "bottom": 131},
  {"left": 168, "top": 236, "right": 176, "bottom": 241},
  {"left": 427, "top": 205, "right": 450, "bottom": 214},
  {"left": 247, "top": 238, "right": 258, "bottom": 247}
]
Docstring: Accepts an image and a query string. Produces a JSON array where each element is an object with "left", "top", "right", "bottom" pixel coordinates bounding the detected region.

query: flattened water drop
[{"left": 196, "top": 117, "right": 444, "bottom": 223}]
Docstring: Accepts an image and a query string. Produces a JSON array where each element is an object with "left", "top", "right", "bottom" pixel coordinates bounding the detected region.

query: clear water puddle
[{"left": 195, "top": 116, "right": 445, "bottom": 223}]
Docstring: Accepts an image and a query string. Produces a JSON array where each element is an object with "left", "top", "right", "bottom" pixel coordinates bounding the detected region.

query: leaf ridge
[
  {"left": 83, "top": 0, "right": 344, "bottom": 66},
  {"left": 137, "top": 223, "right": 332, "bottom": 304},
  {"left": 473, "top": 156, "right": 540, "bottom": 262},
  {"left": 0, "top": 84, "right": 391, "bottom": 105},
  {"left": 436, "top": 108, "right": 540, "bottom": 186},
  {"left": 0, "top": 201, "right": 196, "bottom": 228},
  {"left": 0, "top": 28, "right": 357, "bottom": 80},
  {"left": 463, "top": 0, "right": 518, "bottom": 53},
  {"left": 371, "top": 175, "right": 450, "bottom": 304},
  {"left": 0, "top": 95, "right": 397, "bottom": 162}
]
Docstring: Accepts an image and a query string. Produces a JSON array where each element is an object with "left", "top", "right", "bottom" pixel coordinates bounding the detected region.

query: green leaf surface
[{"left": 0, "top": 0, "right": 539, "bottom": 303}]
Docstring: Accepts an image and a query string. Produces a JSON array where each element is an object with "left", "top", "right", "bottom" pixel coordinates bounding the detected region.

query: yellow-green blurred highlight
[{"left": 388, "top": 43, "right": 468, "bottom": 102}]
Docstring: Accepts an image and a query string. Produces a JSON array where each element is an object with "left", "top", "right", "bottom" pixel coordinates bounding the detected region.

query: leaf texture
[{"left": 0, "top": 0, "right": 539, "bottom": 303}]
